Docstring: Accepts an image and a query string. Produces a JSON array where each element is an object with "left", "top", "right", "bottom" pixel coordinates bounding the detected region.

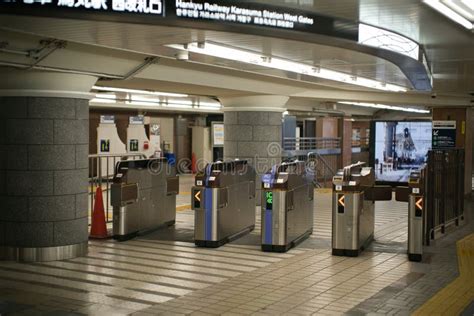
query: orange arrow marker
[
  {"left": 415, "top": 197, "right": 423, "bottom": 210},
  {"left": 194, "top": 190, "right": 201, "bottom": 202},
  {"left": 338, "top": 195, "right": 345, "bottom": 207}
]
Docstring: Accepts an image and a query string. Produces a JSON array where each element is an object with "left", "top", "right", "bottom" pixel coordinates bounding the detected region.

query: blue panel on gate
[
  {"left": 264, "top": 209, "right": 273, "bottom": 244},
  {"left": 204, "top": 188, "right": 213, "bottom": 240}
]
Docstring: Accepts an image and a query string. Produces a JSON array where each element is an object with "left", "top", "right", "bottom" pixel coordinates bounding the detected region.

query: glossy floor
[{"left": 0, "top": 188, "right": 473, "bottom": 316}]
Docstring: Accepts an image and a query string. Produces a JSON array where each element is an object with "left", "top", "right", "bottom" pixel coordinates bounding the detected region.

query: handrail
[
  {"left": 283, "top": 137, "right": 341, "bottom": 151},
  {"left": 307, "top": 151, "right": 337, "bottom": 188},
  {"left": 88, "top": 153, "right": 148, "bottom": 223},
  {"left": 88, "top": 153, "right": 147, "bottom": 159}
]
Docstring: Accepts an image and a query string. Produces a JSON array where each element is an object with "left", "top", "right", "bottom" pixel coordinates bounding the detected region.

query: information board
[{"left": 432, "top": 121, "right": 456, "bottom": 149}]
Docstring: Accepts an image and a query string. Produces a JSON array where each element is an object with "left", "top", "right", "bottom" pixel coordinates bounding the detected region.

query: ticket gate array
[
  {"left": 192, "top": 160, "right": 256, "bottom": 248},
  {"left": 332, "top": 162, "right": 392, "bottom": 257},
  {"left": 261, "top": 161, "right": 314, "bottom": 252},
  {"left": 111, "top": 158, "right": 179, "bottom": 241},
  {"left": 396, "top": 166, "right": 427, "bottom": 262}
]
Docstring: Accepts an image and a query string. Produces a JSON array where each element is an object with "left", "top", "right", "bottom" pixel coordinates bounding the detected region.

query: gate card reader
[
  {"left": 332, "top": 162, "right": 375, "bottom": 257},
  {"left": 261, "top": 161, "right": 314, "bottom": 252},
  {"left": 111, "top": 158, "right": 179, "bottom": 241},
  {"left": 192, "top": 160, "right": 256, "bottom": 248}
]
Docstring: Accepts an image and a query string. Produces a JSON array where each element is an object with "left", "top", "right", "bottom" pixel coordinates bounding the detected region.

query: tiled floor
[{"left": 1, "top": 187, "right": 473, "bottom": 315}]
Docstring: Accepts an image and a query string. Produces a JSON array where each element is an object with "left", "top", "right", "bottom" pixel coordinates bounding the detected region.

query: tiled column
[
  {"left": 0, "top": 69, "right": 97, "bottom": 262},
  {"left": 221, "top": 95, "right": 288, "bottom": 204}
]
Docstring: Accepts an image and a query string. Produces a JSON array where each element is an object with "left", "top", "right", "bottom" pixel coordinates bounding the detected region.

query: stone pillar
[
  {"left": 221, "top": 95, "right": 288, "bottom": 204},
  {"left": 0, "top": 69, "right": 97, "bottom": 262}
]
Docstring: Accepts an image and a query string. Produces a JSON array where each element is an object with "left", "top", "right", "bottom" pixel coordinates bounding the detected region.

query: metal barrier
[
  {"left": 425, "top": 149, "right": 465, "bottom": 244},
  {"left": 88, "top": 153, "right": 146, "bottom": 223},
  {"left": 283, "top": 137, "right": 340, "bottom": 151},
  {"left": 307, "top": 152, "right": 338, "bottom": 188}
]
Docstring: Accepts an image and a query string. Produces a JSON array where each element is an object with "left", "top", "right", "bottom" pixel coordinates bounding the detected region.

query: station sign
[
  {"left": 129, "top": 115, "right": 145, "bottom": 125},
  {"left": 0, "top": 0, "right": 164, "bottom": 15},
  {"left": 0, "top": 0, "right": 358, "bottom": 41},
  {"left": 432, "top": 121, "right": 456, "bottom": 149},
  {"left": 100, "top": 115, "right": 115, "bottom": 124}
]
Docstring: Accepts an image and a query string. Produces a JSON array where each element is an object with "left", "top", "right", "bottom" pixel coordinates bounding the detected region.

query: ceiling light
[
  {"left": 338, "top": 101, "right": 430, "bottom": 114},
  {"left": 92, "top": 85, "right": 189, "bottom": 98},
  {"left": 125, "top": 101, "right": 160, "bottom": 107},
  {"left": 461, "top": 0, "right": 474, "bottom": 10},
  {"left": 168, "top": 42, "right": 408, "bottom": 92},
  {"left": 198, "top": 106, "right": 223, "bottom": 111},
  {"left": 423, "top": 0, "right": 473, "bottom": 29},
  {"left": 163, "top": 103, "right": 193, "bottom": 109},
  {"left": 198, "top": 102, "right": 222, "bottom": 108},
  {"left": 90, "top": 98, "right": 116, "bottom": 104}
]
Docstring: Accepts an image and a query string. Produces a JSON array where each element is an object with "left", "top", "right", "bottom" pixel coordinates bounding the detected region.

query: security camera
[
  {"left": 431, "top": 93, "right": 437, "bottom": 99},
  {"left": 175, "top": 50, "right": 189, "bottom": 61}
]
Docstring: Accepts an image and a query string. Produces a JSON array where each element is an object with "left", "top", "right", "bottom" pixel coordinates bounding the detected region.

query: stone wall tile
[
  {"left": 54, "top": 168, "right": 88, "bottom": 195},
  {"left": 6, "top": 119, "right": 54, "bottom": 145},
  {"left": 5, "top": 221, "right": 54, "bottom": 247},
  {"left": 29, "top": 195, "right": 76, "bottom": 222},
  {"left": 28, "top": 145, "right": 75, "bottom": 170},
  {"left": 28, "top": 97, "right": 75, "bottom": 119},
  {"left": 75, "top": 193, "right": 89, "bottom": 218},
  {"left": 53, "top": 217, "right": 88, "bottom": 246},
  {"left": 6, "top": 171, "right": 54, "bottom": 196},
  {"left": 75, "top": 144, "right": 89, "bottom": 169},
  {"left": 54, "top": 119, "right": 88, "bottom": 145},
  {"left": 0, "top": 196, "right": 28, "bottom": 221}
]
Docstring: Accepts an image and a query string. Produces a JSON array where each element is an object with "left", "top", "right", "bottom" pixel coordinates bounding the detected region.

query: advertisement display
[{"left": 373, "top": 121, "right": 432, "bottom": 183}]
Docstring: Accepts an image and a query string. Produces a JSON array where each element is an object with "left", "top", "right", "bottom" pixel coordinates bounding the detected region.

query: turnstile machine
[
  {"left": 332, "top": 162, "right": 376, "bottom": 256},
  {"left": 261, "top": 161, "right": 314, "bottom": 252},
  {"left": 111, "top": 158, "right": 179, "bottom": 241},
  {"left": 396, "top": 166, "right": 427, "bottom": 262},
  {"left": 192, "top": 160, "right": 256, "bottom": 247}
]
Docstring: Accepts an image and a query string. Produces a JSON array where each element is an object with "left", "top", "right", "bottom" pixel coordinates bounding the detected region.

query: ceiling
[{"left": 0, "top": 0, "right": 473, "bottom": 117}]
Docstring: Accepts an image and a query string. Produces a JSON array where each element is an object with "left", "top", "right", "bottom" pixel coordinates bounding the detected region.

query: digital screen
[
  {"left": 374, "top": 121, "right": 431, "bottom": 183},
  {"left": 193, "top": 189, "right": 201, "bottom": 209},
  {"left": 265, "top": 191, "right": 273, "bottom": 210}
]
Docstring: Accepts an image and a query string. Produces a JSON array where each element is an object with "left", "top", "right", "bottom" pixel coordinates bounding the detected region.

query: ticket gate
[
  {"left": 332, "top": 162, "right": 392, "bottom": 257},
  {"left": 111, "top": 158, "right": 179, "bottom": 241},
  {"left": 396, "top": 166, "right": 427, "bottom": 262},
  {"left": 192, "top": 160, "right": 256, "bottom": 247},
  {"left": 261, "top": 161, "right": 314, "bottom": 252}
]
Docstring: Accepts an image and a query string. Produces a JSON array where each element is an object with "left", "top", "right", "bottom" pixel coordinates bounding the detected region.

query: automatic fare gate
[
  {"left": 396, "top": 167, "right": 426, "bottom": 262},
  {"left": 332, "top": 162, "right": 392, "bottom": 257},
  {"left": 261, "top": 161, "right": 314, "bottom": 252},
  {"left": 192, "top": 160, "right": 256, "bottom": 248},
  {"left": 111, "top": 158, "right": 179, "bottom": 241}
]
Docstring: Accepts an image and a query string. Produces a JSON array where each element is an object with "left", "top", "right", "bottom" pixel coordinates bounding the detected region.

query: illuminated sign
[
  {"left": 337, "top": 194, "right": 345, "bottom": 214},
  {"left": 265, "top": 191, "right": 273, "bottom": 210},
  {"left": 0, "top": 0, "right": 358, "bottom": 41},
  {"left": 100, "top": 139, "right": 110, "bottom": 152},
  {"left": 193, "top": 189, "right": 201, "bottom": 209},
  {"left": 129, "top": 139, "right": 139, "bottom": 151},
  {"left": 175, "top": 0, "right": 314, "bottom": 30},
  {"left": 2, "top": 0, "right": 164, "bottom": 15}
]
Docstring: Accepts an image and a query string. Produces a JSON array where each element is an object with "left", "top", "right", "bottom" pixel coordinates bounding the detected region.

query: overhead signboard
[
  {"left": 432, "top": 121, "right": 456, "bottom": 149},
  {"left": 0, "top": 0, "right": 358, "bottom": 41},
  {"left": 129, "top": 115, "right": 145, "bottom": 125},
  {"left": 100, "top": 115, "right": 115, "bottom": 124},
  {"left": 1, "top": 0, "right": 164, "bottom": 15}
]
